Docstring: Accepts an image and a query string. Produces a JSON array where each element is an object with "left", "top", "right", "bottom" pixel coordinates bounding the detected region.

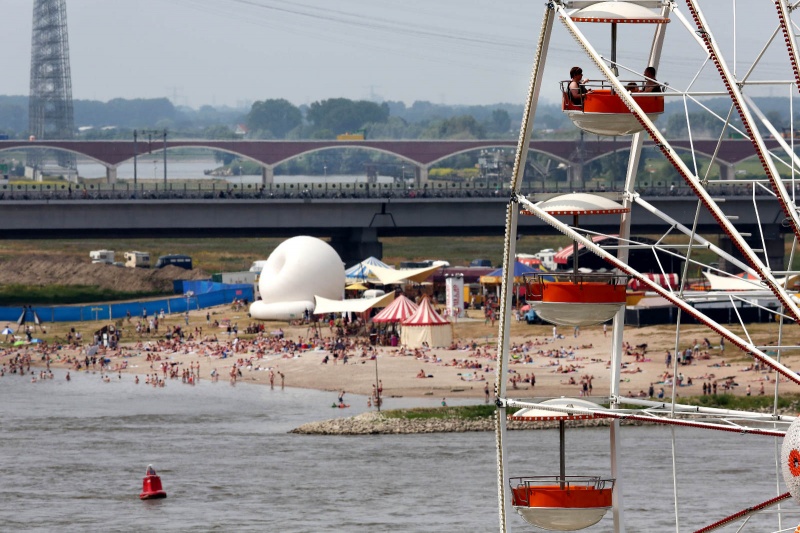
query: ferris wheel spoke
[
  {"left": 520, "top": 194, "right": 800, "bottom": 386},
  {"left": 774, "top": 0, "right": 800, "bottom": 93},
  {"left": 685, "top": 0, "right": 800, "bottom": 245}
]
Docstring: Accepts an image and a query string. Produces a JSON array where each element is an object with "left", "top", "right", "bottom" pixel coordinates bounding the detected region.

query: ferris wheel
[{"left": 494, "top": 1, "right": 800, "bottom": 532}]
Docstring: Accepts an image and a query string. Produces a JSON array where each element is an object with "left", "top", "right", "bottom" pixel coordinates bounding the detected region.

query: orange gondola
[
  {"left": 510, "top": 476, "right": 614, "bottom": 531},
  {"left": 509, "top": 399, "right": 614, "bottom": 531},
  {"left": 525, "top": 272, "right": 628, "bottom": 327},
  {"left": 561, "top": 80, "right": 664, "bottom": 136},
  {"left": 522, "top": 193, "right": 630, "bottom": 327},
  {"left": 561, "top": 0, "right": 669, "bottom": 136}
]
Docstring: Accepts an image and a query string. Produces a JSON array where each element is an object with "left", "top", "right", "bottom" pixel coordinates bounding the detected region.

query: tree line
[
  {"left": 0, "top": 94, "right": 795, "bottom": 142},
  {"left": 0, "top": 95, "right": 549, "bottom": 141}
]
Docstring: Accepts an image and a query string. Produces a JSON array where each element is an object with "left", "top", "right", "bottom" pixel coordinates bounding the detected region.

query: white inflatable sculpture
[{"left": 249, "top": 236, "right": 345, "bottom": 321}]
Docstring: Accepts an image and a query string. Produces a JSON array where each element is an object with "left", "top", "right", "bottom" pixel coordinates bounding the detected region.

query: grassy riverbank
[
  {"left": 0, "top": 284, "right": 164, "bottom": 305},
  {"left": 379, "top": 394, "right": 800, "bottom": 422},
  {"left": 0, "top": 235, "right": 574, "bottom": 275}
]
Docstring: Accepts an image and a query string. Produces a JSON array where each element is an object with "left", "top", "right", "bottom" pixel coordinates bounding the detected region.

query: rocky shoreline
[
  {"left": 290, "top": 403, "right": 800, "bottom": 435},
  {"left": 289, "top": 411, "right": 615, "bottom": 435}
]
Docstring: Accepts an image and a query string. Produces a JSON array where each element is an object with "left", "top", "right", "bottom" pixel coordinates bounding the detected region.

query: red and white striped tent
[
  {"left": 553, "top": 235, "right": 612, "bottom": 266},
  {"left": 372, "top": 294, "right": 418, "bottom": 323},
  {"left": 627, "top": 273, "right": 679, "bottom": 291},
  {"left": 400, "top": 297, "right": 453, "bottom": 348}
]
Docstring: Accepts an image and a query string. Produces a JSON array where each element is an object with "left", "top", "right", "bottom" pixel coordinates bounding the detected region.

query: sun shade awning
[
  {"left": 368, "top": 264, "right": 441, "bottom": 285},
  {"left": 313, "top": 292, "right": 395, "bottom": 315}
]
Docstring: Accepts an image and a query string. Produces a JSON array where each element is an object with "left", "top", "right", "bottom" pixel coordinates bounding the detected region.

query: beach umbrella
[{"left": 1, "top": 327, "right": 13, "bottom": 335}]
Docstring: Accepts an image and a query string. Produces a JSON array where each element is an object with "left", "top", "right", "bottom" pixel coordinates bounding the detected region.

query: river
[{"left": 0, "top": 370, "right": 791, "bottom": 532}]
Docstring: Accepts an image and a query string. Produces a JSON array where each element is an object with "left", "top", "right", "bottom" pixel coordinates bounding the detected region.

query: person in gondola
[
  {"left": 643, "top": 66, "right": 662, "bottom": 92},
  {"left": 568, "top": 66, "right": 589, "bottom": 105}
]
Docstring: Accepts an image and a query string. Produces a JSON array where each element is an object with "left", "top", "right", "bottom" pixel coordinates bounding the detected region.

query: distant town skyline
[{"left": 0, "top": 2, "right": 790, "bottom": 110}]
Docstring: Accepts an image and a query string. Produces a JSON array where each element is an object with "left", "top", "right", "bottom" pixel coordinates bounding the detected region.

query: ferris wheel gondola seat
[
  {"left": 510, "top": 476, "right": 614, "bottom": 531},
  {"left": 562, "top": 88, "right": 664, "bottom": 136},
  {"left": 526, "top": 273, "right": 628, "bottom": 328}
]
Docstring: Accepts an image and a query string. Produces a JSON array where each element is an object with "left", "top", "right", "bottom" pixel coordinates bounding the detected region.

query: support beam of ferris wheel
[
  {"left": 773, "top": 0, "right": 800, "bottom": 93},
  {"left": 518, "top": 195, "right": 800, "bottom": 388},
  {"left": 684, "top": 0, "right": 800, "bottom": 242},
  {"left": 555, "top": 2, "right": 800, "bottom": 325},
  {"left": 493, "top": 4, "right": 556, "bottom": 532}
]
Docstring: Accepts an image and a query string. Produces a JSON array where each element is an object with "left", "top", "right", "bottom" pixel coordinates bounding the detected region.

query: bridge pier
[
  {"left": 416, "top": 166, "right": 429, "bottom": 187},
  {"left": 568, "top": 163, "right": 584, "bottom": 191},
  {"left": 329, "top": 227, "right": 382, "bottom": 268},
  {"left": 106, "top": 166, "right": 117, "bottom": 184},
  {"left": 719, "top": 162, "right": 734, "bottom": 181},
  {"left": 262, "top": 165, "right": 274, "bottom": 185},
  {"left": 719, "top": 226, "right": 785, "bottom": 273}
]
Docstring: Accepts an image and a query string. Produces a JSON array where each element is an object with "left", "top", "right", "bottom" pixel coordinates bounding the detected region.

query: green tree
[
  {"left": 485, "top": 109, "right": 511, "bottom": 135},
  {"left": 247, "top": 99, "right": 302, "bottom": 138},
  {"left": 306, "top": 98, "right": 389, "bottom": 135},
  {"left": 421, "top": 115, "right": 485, "bottom": 139}
]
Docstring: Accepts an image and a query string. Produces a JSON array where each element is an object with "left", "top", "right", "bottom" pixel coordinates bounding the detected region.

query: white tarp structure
[
  {"left": 344, "top": 257, "right": 392, "bottom": 283},
  {"left": 313, "top": 292, "right": 395, "bottom": 315},
  {"left": 368, "top": 264, "right": 440, "bottom": 285},
  {"left": 703, "top": 271, "right": 799, "bottom": 292},
  {"left": 400, "top": 297, "right": 452, "bottom": 348}
]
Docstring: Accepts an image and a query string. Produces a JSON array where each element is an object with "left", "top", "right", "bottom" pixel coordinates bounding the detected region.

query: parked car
[{"left": 154, "top": 254, "right": 193, "bottom": 270}]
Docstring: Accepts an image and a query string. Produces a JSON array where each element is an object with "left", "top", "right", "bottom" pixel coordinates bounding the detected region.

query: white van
[
  {"left": 534, "top": 248, "right": 557, "bottom": 271},
  {"left": 124, "top": 251, "right": 151, "bottom": 269},
  {"left": 89, "top": 250, "right": 115, "bottom": 264}
]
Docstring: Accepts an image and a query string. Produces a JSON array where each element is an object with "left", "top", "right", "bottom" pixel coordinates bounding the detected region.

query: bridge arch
[{"left": 0, "top": 144, "right": 109, "bottom": 168}]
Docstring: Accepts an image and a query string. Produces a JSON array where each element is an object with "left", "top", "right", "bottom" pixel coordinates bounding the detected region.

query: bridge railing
[{"left": 0, "top": 179, "right": 776, "bottom": 200}]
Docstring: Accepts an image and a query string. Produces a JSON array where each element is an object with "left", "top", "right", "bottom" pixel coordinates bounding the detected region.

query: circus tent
[
  {"left": 372, "top": 294, "right": 419, "bottom": 323},
  {"left": 344, "top": 257, "right": 392, "bottom": 283},
  {"left": 400, "top": 297, "right": 452, "bottom": 348}
]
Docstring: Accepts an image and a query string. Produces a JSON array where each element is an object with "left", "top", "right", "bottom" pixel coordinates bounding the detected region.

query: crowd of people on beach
[{"left": 0, "top": 309, "right": 785, "bottom": 405}]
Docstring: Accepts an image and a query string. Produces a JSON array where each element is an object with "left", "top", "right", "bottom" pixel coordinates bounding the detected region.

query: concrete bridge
[
  {"left": 0, "top": 138, "right": 776, "bottom": 185},
  {"left": 0, "top": 194, "right": 786, "bottom": 270}
]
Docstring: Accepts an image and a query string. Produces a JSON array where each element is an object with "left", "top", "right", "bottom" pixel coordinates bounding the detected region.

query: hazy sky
[{"left": 0, "top": 1, "right": 793, "bottom": 109}]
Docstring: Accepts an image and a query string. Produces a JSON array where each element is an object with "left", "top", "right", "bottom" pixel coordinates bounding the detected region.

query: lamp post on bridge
[
  {"left": 139, "top": 129, "right": 168, "bottom": 188},
  {"left": 133, "top": 129, "right": 138, "bottom": 195}
]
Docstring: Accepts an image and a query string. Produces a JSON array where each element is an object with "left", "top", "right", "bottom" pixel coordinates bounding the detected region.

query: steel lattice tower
[{"left": 28, "top": 0, "right": 75, "bottom": 172}]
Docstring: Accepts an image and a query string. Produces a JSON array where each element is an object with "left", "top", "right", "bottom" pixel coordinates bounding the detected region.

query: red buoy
[{"left": 139, "top": 464, "right": 167, "bottom": 500}]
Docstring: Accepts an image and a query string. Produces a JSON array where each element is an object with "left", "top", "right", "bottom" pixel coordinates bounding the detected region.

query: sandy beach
[{"left": 1, "top": 305, "right": 792, "bottom": 403}]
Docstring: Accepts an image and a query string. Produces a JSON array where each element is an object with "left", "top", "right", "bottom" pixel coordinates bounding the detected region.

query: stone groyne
[{"left": 290, "top": 411, "right": 613, "bottom": 435}]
